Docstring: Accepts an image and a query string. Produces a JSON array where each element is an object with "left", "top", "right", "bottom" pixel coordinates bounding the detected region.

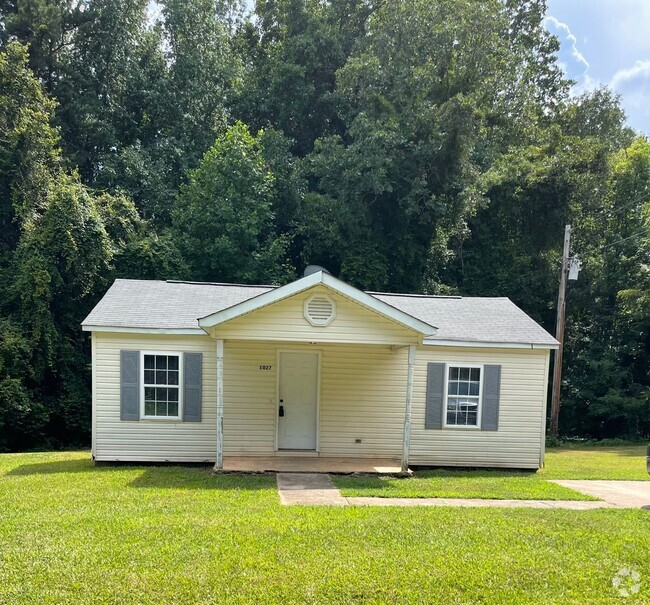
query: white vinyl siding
[
  {"left": 411, "top": 347, "right": 550, "bottom": 469},
  {"left": 94, "top": 332, "right": 216, "bottom": 462},
  {"left": 208, "top": 286, "right": 419, "bottom": 345},
  {"left": 222, "top": 341, "right": 406, "bottom": 458},
  {"left": 93, "top": 333, "right": 549, "bottom": 468}
]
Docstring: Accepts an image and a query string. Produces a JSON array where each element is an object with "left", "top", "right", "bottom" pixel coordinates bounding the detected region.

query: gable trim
[{"left": 198, "top": 272, "right": 437, "bottom": 336}]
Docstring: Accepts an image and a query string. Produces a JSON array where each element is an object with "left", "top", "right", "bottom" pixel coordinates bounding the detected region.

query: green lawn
[
  {"left": 2, "top": 451, "right": 650, "bottom": 604},
  {"left": 540, "top": 444, "right": 648, "bottom": 480},
  {"left": 333, "top": 470, "right": 597, "bottom": 500},
  {"left": 334, "top": 444, "right": 649, "bottom": 500}
]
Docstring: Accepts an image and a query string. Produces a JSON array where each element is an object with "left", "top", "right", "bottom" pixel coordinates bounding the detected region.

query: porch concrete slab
[
  {"left": 224, "top": 456, "right": 405, "bottom": 474},
  {"left": 277, "top": 473, "right": 348, "bottom": 506},
  {"left": 551, "top": 480, "right": 650, "bottom": 509}
]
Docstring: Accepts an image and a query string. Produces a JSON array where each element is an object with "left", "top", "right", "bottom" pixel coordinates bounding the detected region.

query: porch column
[
  {"left": 401, "top": 345, "right": 416, "bottom": 473},
  {"left": 215, "top": 339, "right": 224, "bottom": 470}
]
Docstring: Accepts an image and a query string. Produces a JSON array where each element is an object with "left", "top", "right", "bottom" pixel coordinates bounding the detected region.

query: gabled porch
[{"left": 197, "top": 271, "right": 438, "bottom": 474}]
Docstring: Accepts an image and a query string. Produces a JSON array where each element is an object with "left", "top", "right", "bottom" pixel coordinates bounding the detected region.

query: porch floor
[{"left": 222, "top": 456, "right": 407, "bottom": 475}]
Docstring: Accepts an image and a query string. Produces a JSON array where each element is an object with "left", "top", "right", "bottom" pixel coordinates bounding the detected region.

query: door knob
[{"left": 279, "top": 405, "right": 285, "bottom": 417}]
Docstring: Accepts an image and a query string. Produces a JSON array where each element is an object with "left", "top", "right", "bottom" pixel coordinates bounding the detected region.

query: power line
[
  {"left": 599, "top": 189, "right": 650, "bottom": 219},
  {"left": 597, "top": 225, "right": 650, "bottom": 253}
]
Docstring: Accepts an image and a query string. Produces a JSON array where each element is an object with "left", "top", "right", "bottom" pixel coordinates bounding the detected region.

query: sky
[{"left": 545, "top": 0, "right": 650, "bottom": 134}]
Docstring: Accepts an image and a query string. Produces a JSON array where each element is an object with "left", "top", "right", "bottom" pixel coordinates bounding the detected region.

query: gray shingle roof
[
  {"left": 82, "top": 279, "right": 558, "bottom": 346},
  {"left": 373, "top": 293, "right": 558, "bottom": 346},
  {"left": 82, "top": 279, "right": 274, "bottom": 330}
]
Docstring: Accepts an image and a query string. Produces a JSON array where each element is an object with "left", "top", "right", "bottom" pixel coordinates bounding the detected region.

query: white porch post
[
  {"left": 215, "top": 339, "right": 224, "bottom": 470},
  {"left": 401, "top": 345, "right": 416, "bottom": 473}
]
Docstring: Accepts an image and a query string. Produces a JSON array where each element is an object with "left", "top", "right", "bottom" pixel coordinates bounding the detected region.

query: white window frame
[
  {"left": 140, "top": 351, "right": 183, "bottom": 420},
  {"left": 443, "top": 363, "right": 483, "bottom": 430}
]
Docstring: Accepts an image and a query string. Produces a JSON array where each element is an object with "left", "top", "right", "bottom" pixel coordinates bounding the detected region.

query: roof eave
[
  {"left": 423, "top": 338, "right": 559, "bottom": 350},
  {"left": 81, "top": 325, "right": 204, "bottom": 335}
]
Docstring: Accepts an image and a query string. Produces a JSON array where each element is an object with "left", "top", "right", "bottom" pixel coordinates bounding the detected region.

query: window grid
[
  {"left": 143, "top": 354, "right": 180, "bottom": 418},
  {"left": 446, "top": 366, "right": 481, "bottom": 427}
]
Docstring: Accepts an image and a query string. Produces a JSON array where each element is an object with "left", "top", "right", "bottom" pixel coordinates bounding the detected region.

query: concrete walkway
[
  {"left": 277, "top": 473, "right": 348, "bottom": 506},
  {"left": 276, "top": 473, "right": 615, "bottom": 509},
  {"left": 552, "top": 480, "right": 650, "bottom": 509}
]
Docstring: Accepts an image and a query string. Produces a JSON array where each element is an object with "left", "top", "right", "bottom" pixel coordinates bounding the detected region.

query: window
[
  {"left": 142, "top": 353, "right": 181, "bottom": 418},
  {"left": 445, "top": 366, "right": 481, "bottom": 427}
]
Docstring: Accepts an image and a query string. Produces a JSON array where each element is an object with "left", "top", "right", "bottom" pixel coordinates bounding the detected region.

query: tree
[
  {"left": 174, "top": 122, "right": 292, "bottom": 283},
  {"left": 561, "top": 137, "right": 650, "bottom": 438},
  {"left": 297, "top": 0, "right": 568, "bottom": 291},
  {"left": 235, "top": 0, "right": 370, "bottom": 156},
  {"left": 0, "top": 41, "right": 60, "bottom": 258},
  {"left": 0, "top": 0, "right": 86, "bottom": 90},
  {"left": 0, "top": 42, "right": 150, "bottom": 449}
]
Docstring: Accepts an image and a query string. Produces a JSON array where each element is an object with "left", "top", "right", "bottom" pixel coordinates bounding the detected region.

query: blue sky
[{"left": 545, "top": 0, "right": 650, "bottom": 133}]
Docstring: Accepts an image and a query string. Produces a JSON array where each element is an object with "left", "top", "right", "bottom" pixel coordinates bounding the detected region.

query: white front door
[{"left": 278, "top": 352, "right": 319, "bottom": 450}]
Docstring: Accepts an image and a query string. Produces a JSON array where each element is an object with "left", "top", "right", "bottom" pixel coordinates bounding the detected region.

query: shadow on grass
[
  {"left": 5, "top": 458, "right": 274, "bottom": 491},
  {"left": 129, "top": 467, "right": 274, "bottom": 491},
  {"left": 6, "top": 458, "right": 108, "bottom": 476}
]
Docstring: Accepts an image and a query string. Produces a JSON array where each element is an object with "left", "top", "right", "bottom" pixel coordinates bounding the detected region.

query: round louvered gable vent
[{"left": 304, "top": 293, "right": 336, "bottom": 326}]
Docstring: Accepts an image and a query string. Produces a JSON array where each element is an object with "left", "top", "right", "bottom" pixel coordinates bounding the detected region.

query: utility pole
[{"left": 550, "top": 224, "right": 571, "bottom": 437}]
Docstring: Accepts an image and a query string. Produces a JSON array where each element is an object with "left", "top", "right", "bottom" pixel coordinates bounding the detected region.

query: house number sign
[{"left": 259, "top": 364, "right": 272, "bottom": 371}]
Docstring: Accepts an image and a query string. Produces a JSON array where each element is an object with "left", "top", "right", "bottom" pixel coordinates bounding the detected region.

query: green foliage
[
  {"left": 1, "top": 1, "right": 649, "bottom": 449},
  {"left": 0, "top": 42, "right": 146, "bottom": 449},
  {"left": 0, "top": 41, "right": 60, "bottom": 253},
  {"left": 174, "top": 122, "right": 293, "bottom": 283}
]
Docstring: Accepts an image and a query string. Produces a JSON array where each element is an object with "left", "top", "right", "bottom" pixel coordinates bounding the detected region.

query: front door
[{"left": 278, "top": 352, "right": 319, "bottom": 450}]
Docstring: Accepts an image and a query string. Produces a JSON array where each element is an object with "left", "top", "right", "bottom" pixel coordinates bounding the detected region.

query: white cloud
[
  {"left": 544, "top": 16, "right": 590, "bottom": 71},
  {"left": 544, "top": 15, "right": 601, "bottom": 96},
  {"left": 610, "top": 60, "right": 650, "bottom": 99},
  {"left": 610, "top": 60, "right": 650, "bottom": 130}
]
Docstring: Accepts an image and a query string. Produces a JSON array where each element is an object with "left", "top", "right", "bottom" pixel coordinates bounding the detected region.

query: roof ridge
[
  {"left": 368, "top": 291, "right": 463, "bottom": 299},
  {"left": 165, "top": 280, "right": 278, "bottom": 289}
]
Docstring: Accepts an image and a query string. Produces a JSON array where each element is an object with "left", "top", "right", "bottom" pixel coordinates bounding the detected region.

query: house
[{"left": 81, "top": 269, "right": 559, "bottom": 471}]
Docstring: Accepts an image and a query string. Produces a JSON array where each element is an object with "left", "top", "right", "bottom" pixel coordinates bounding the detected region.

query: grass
[
  {"left": 540, "top": 444, "right": 648, "bottom": 480},
  {"left": 333, "top": 470, "right": 598, "bottom": 500},
  {"left": 334, "top": 444, "right": 649, "bottom": 500},
  {"left": 2, "top": 450, "right": 650, "bottom": 604}
]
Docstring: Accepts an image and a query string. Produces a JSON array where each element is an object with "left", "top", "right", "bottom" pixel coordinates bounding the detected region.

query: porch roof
[{"left": 197, "top": 271, "right": 437, "bottom": 337}]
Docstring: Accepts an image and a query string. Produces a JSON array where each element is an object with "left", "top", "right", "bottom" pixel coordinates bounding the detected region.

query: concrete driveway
[{"left": 552, "top": 480, "right": 650, "bottom": 508}]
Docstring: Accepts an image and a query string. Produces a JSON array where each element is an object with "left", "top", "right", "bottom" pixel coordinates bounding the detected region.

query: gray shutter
[
  {"left": 120, "top": 350, "right": 140, "bottom": 421},
  {"left": 425, "top": 363, "right": 445, "bottom": 429},
  {"left": 481, "top": 365, "right": 501, "bottom": 431},
  {"left": 183, "top": 352, "right": 203, "bottom": 422}
]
